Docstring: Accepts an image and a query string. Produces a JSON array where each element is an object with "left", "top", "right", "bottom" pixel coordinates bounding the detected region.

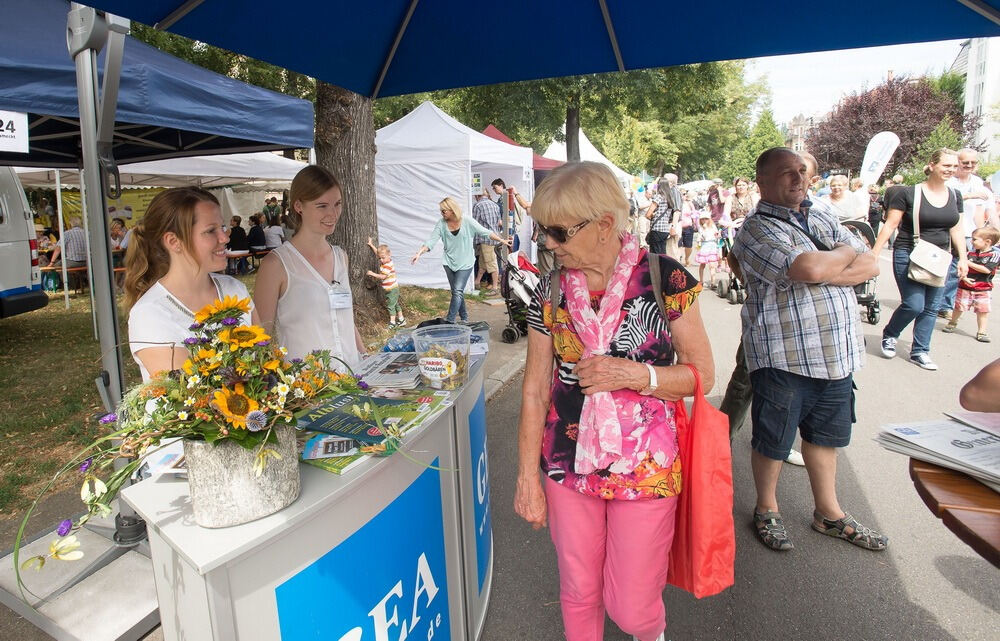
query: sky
[{"left": 745, "top": 38, "right": 968, "bottom": 125}]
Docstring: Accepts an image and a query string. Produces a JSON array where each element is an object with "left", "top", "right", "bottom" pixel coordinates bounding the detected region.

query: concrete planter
[{"left": 183, "top": 425, "right": 300, "bottom": 528}]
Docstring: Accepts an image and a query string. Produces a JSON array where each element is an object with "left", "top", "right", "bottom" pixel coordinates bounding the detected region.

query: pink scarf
[{"left": 562, "top": 233, "right": 641, "bottom": 474}]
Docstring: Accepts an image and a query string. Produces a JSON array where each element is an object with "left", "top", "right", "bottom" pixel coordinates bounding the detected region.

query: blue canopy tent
[
  {"left": 82, "top": 1, "right": 1000, "bottom": 99},
  {"left": 0, "top": 0, "right": 313, "bottom": 168}
]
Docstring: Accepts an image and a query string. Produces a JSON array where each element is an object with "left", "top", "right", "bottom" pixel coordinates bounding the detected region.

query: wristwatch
[{"left": 639, "top": 363, "right": 658, "bottom": 396}]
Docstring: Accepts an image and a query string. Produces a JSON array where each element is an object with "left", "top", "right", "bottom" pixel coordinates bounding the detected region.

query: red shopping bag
[{"left": 666, "top": 363, "right": 735, "bottom": 598}]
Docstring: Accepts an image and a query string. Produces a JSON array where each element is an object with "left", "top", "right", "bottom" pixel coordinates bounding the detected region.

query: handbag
[
  {"left": 906, "top": 184, "right": 952, "bottom": 287},
  {"left": 666, "top": 363, "right": 735, "bottom": 599}
]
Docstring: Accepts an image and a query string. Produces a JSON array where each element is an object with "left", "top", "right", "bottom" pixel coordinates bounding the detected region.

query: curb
[{"left": 485, "top": 353, "right": 525, "bottom": 402}]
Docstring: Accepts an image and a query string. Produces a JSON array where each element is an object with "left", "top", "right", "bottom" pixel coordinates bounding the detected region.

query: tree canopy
[{"left": 806, "top": 76, "right": 981, "bottom": 178}]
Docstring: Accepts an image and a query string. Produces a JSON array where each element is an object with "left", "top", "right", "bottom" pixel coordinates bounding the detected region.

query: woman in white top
[
  {"left": 125, "top": 188, "right": 255, "bottom": 382},
  {"left": 253, "top": 165, "right": 365, "bottom": 370},
  {"left": 823, "top": 174, "right": 867, "bottom": 222}
]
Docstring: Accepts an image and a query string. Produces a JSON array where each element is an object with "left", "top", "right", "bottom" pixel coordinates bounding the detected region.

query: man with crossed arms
[{"left": 731, "top": 147, "right": 888, "bottom": 553}]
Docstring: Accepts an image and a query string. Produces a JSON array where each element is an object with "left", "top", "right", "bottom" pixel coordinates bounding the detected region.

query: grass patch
[{"left": 0, "top": 278, "right": 459, "bottom": 517}]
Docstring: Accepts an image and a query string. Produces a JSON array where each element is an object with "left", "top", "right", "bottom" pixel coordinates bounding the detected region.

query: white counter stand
[{"left": 122, "top": 358, "right": 494, "bottom": 641}]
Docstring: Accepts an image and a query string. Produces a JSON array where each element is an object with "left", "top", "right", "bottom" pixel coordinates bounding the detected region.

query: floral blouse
[{"left": 526, "top": 251, "right": 701, "bottom": 500}]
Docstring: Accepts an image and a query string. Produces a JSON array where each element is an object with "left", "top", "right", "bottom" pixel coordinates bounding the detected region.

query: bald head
[
  {"left": 957, "top": 148, "right": 979, "bottom": 179},
  {"left": 755, "top": 147, "right": 807, "bottom": 209}
]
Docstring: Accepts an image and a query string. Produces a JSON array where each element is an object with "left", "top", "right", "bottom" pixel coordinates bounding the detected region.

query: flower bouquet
[{"left": 17, "top": 296, "right": 363, "bottom": 572}]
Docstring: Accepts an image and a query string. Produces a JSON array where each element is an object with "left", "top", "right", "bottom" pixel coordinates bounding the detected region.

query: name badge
[{"left": 328, "top": 289, "right": 353, "bottom": 310}]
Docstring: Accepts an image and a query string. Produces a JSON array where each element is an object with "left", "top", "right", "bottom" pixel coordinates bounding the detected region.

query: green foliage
[
  {"left": 721, "top": 109, "right": 785, "bottom": 181},
  {"left": 899, "top": 117, "right": 965, "bottom": 184},
  {"left": 928, "top": 71, "right": 966, "bottom": 114}
]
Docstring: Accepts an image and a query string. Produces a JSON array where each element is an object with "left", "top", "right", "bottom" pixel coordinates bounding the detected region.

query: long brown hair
[
  {"left": 123, "top": 187, "right": 219, "bottom": 310},
  {"left": 287, "top": 165, "right": 341, "bottom": 233}
]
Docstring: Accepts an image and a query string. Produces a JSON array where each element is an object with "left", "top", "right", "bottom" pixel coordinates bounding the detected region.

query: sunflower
[
  {"left": 193, "top": 295, "right": 252, "bottom": 324},
  {"left": 218, "top": 325, "right": 270, "bottom": 352},
  {"left": 212, "top": 383, "right": 259, "bottom": 429}
]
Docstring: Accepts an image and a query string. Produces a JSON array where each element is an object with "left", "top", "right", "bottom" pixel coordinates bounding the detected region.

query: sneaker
[
  {"left": 785, "top": 448, "right": 805, "bottom": 466},
  {"left": 937, "top": 310, "right": 952, "bottom": 320},
  {"left": 977, "top": 332, "right": 991, "bottom": 343},
  {"left": 880, "top": 337, "right": 897, "bottom": 358},
  {"left": 397, "top": 317, "right": 407, "bottom": 326},
  {"left": 909, "top": 353, "right": 938, "bottom": 371},
  {"left": 942, "top": 323, "right": 958, "bottom": 333}
]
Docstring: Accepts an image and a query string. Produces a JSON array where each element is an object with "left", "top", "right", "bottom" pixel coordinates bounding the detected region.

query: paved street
[{"left": 481, "top": 260, "right": 1000, "bottom": 641}]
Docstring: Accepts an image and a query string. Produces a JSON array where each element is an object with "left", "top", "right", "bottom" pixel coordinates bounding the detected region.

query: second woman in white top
[{"left": 253, "top": 165, "right": 365, "bottom": 370}]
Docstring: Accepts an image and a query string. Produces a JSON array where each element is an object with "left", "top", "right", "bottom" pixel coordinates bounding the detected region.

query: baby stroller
[
  {"left": 499, "top": 250, "right": 541, "bottom": 343},
  {"left": 842, "top": 220, "right": 880, "bottom": 324},
  {"left": 716, "top": 220, "right": 746, "bottom": 305}
]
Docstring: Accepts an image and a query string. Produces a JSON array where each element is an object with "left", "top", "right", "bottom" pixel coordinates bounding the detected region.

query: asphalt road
[{"left": 480, "top": 259, "right": 1000, "bottom": 641}]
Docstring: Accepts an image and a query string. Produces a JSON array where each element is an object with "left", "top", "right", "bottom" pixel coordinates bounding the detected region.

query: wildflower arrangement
[{"left": 16, "top": 296, "right": 362, "bottom": 574}]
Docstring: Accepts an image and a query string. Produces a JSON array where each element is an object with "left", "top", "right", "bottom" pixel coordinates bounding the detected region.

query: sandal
[
  {"left": 754, "top": 510, "right": 793, "bottom": 551},
  {"left": 977, "top": 332, "right": 991, "bottom": 343},
  {"left": 812, "top": 511, "right": 888, "bottom": 551},
  {"left": 942, "top": 323, "right": 958, "bottom": 333}
]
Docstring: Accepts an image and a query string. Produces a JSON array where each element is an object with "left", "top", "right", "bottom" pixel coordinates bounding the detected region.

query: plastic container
[{"left": 411, "top": 324, "right": 471, "bottom": 390}]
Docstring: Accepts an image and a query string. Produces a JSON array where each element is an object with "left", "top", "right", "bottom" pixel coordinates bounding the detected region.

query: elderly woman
[
  {"left": 823, "top": 174, "right": 866, "bottom": 221},
  {"left": 514, "top": 161, "right": 714, "bottom": 641}
]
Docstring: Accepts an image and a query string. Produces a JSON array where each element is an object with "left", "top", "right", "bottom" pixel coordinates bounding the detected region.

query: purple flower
[
  {"left": 221, "top": 317, "right": 239, "bottom": 326},
  {"left": 57, "top": 519, "right": 73, "bottom": 536},
  {"left": 200, "top": 337, "right": 212, "bottom": 344},
  {"left": 291, "top": 358, "right": 303, "bottom": 364},
  {"left": 99, "top": 413, "right": 117, "bottom": 425},
  {"left": 245, "top": 410, "right": 268, "bottom": 432},
  {"left": 183, "top": 337, "right": 199, "bottom": 346},
  {"left": 188, "top": 323, "right": 203, "bottom": 331},
  {"left": 358, "top": 380, "right": 370, "bottom": 391},
  {"left": 79, "top": 457, "right": 92, "bottom": 473},
  {"left": 255, "top": 340, "right": 270, "bottom": 347}
]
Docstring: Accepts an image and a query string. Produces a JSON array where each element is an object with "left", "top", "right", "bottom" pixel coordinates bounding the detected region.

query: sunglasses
[{"left": 537, "top": 219, "right": 590, "bottom": 244}]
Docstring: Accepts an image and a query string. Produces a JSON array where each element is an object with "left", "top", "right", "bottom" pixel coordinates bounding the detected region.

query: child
[
  {"left": 694, "top": 211, "right": 721, "bottom": 287},
  {"left": 943, "top": 227, "right": 1000, "bottom": 342},
  {"left": 366, "top": 237, "right": 406, "bottom": 327}
]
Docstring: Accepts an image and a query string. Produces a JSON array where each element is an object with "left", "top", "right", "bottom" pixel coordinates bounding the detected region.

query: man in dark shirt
[{"left": 227, "top": 215, "right": 250, "bottom": 274}]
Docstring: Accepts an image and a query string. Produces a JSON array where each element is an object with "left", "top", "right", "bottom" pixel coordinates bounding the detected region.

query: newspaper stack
[
  {"left": 877, "top": 418, "right": 1000, "bottom": 493},
  {"left": 356, "top": 352, "right": 421, "bottom": 389}
]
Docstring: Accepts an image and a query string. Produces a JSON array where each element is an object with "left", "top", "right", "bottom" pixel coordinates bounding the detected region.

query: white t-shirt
[
  {"left": 128, "top": 274, "right": 252, "bottom": 381},
  {"left": 264, "top": 225, "right": 285, "bottom": 249},
  {"left": 948, "top": 174, "right": 993, "bottom": 238}
]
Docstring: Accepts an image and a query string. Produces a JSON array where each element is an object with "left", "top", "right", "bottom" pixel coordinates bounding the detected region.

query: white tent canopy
[
  {"left": 376, "top": 101, "right": 534, "bottom": 289},
  {"left": 15, "top": 151, "right": 306, "bottom": 188},
  {"left": 543, "top": 127, "right": 633, "bottom": 187}
]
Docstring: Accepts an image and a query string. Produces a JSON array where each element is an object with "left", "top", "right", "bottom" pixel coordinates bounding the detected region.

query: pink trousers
[{"left": 544, "top": 477, "right": 678, "bottom": 641}]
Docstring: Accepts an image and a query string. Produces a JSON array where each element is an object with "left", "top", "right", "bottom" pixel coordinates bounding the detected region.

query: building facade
[{"left": 954, "top": 37, "right": 1000, "bottom": 162}]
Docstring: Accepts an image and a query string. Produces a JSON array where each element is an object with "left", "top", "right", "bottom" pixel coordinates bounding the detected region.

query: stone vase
[{"left": 183, "top": 424, "right": 300, "bottom": 528}]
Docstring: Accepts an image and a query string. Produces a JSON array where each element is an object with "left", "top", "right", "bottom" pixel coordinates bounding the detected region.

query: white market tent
[
  {"left": 376, "top": 101, "right": 534, "bottom": 289},
  {"left": 543, "top": 127, "right": 633, "bottom": 187},
  {"left": 15, "top": 151, "right": 306, "bottom": 188}
]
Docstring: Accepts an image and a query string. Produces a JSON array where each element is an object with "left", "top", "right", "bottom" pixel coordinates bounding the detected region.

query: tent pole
[
  {"left": 955, "top": 0, "right": 1000, "bottom": 26},
  {"left": 55, "top": 170, "right": 70, "bottom": 309},
  {"left": 79, "top": 173, "right": 98, "bottom": 340}
]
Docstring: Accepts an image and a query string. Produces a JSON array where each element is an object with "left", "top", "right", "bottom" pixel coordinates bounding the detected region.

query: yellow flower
[
  {"left": 212, "top": 383, "right": 259, "bottom": 429},
  {"left": 263, "top": 359, "right": 280, "bottom": 371},
  {"left": 218, "top": 325, "right": 270, "bottom": 352},
  {"left": 49, "top": 535, "right": 84, "bottom": 562},
  {"left": 194, "top": 295, "right": 252, "bottom": 323},
  {"left": 183, "top": 359, "right": 195, "bottom": 375}
]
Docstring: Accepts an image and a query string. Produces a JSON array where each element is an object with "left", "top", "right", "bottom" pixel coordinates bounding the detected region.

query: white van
[{"left": 0, "top": 166, "right": 48, "bottom": 317}]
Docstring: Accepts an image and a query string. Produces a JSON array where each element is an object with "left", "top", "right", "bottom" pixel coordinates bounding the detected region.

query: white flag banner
[
  {"left": 859, "top": 131, "right": 900, "bottom": 187},
  {"left": 0, "top": 110, "right": 29, "bottom": 154}
]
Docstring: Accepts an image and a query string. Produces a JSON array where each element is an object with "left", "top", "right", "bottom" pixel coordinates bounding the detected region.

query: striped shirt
[
  {"left": 379, "top": 259, "right": 398, "bottom": 290},
  {"left": 472, "top": 198, "right": 502, "bottom": 246},
  {"left": 731, "top": 199, "right": 868, "bottom": 380}
]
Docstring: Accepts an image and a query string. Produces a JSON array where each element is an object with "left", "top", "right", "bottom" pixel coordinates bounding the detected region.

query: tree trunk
[
  {"left": 566, "top": 94, "right": 581, "bottom": 162},
  {"left": 314, "top": 81, "right": 384, "bottom": 328}
]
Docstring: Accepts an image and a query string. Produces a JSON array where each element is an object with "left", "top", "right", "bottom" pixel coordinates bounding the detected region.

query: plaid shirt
[
  {"left": 649, "top": 194, "right": 673, "bottom": 232},
  {"left": 473, "top": 198, "right": 502, "bottom": 246},
  {"left": 63, "top": 226, "right": 89, "bottom": 262},
  {"left": 731, "top": 199, "right": 868, "bottom": 380}
]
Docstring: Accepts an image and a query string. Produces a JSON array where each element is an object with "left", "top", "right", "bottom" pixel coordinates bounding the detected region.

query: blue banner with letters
[
  {"left": 468, "top": 389, "right": 493, "bottom": 593},
  {"left": 275, "top": 463, "right": 450, "bottom": 641}
]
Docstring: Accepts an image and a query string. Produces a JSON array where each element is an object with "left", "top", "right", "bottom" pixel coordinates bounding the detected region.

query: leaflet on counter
[
  {"left": 356, "top": 352, "right": 421, "bottom": 388},
  {"left": 877, "top": 420, "right": 1000, "bottom": 492}
]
